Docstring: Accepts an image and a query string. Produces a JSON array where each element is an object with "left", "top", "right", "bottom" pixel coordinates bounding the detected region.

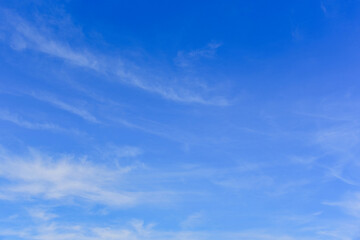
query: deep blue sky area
[{"left": 0, "top": 1, "right": 360, "bottom": 239}]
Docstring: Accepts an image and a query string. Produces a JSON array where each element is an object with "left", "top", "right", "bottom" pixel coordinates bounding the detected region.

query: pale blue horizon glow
[{"left": 0, "top": 1, "right": 360, "bottom": 239}]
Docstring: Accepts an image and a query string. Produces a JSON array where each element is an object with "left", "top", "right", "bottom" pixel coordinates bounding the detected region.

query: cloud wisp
[
  {"left": 174, "top": 42, "right": 222, "bottom": 68},
  {"left": 0, "top": 110, "right": 83, "bottom": 135},
  {"left": 0, "top": 9, "right": 229, "bottom": 106},
  {"left": 0, "top": 146, "right": 282, "bottom": 207},
  {"left": 28, "top": 91, "right": 100, "bottom": 123},
  {"left": 0, "top": 219, "right": 325, "bottom": 240},
  {"left": 324, "top": 192, "right": 360, "bottom": 218},
  {"left": 0, "top": 148, "right": 154, "bottom": 207},
  {"left": 0, "top": 9, "right": 99, "bottom": 70},
  {"left": 0, "top": 110, "right": 64, "bottom": 131}
]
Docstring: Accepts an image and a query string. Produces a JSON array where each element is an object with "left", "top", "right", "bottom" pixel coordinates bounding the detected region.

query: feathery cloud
[
  {"left": 0, "top": 148, "right": 141, "bottom": 207},
  {"left": 0, "top": 9, "right": 229, "bottom": 106}
]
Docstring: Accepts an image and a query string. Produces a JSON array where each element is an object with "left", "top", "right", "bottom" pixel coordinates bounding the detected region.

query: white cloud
[
  {"left": 29, "top": 92, "right": 100, "bottom": 123},
  {"left": 0, "top": 10, "right": 229, "bottom": 106},
  {"left": 1, "top": 9, "right": 99, "bottom": 70},
  {"left": 115, "top": 68, "right": 228, "bottom": 106},
  {"left": 111, "top": 117, "right": 197, "bottom": 144},
  {"left": 314, "top": 125, "right": 360, "bottom": 185},
  {"left": 321, "top": 2, "right": 327, "bottom": 14},
  {"left": 0, "top": 110, "right": 63, "bottom": 130},
  {"left": 294, "top": 101, "right": 360, "bottom": 186},
  {"left": 0, "top": 110, "right": 81, "bottom": 135},
  {"left": 104, "top": 145, "right": 143, "bottom": 159},
  {"left": 0, "top": 220, "right": 324, "bottom": 240},
  {"left": 180, "top": 212, "right": 204, "bottom": 229},
  {"left": 315, "top": 126, "right": 360, "bottom": 153},
  {"left": 174, "top": 42, "right": 222, "bottom": 68},
  {"left": 0, "top": 147, "right": 273, "bottom": 208},
  {"left": 28, "top": 208, "right": 58, "bottom": 221},
  {"left": 213, "top": 175, "right": 274, "bottom": 190},
  {"left": 324, "top": 192, "right": 360, "bottom": 218},
  {"left": 0, "top": 148, "right": 140, "bottom": 207}
]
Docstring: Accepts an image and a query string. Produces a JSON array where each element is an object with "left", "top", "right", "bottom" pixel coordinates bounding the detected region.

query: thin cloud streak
[
  {"left": 1, "top": 9, "right": 99, "bottom": 70},
  {"left": 0, "top": 9, "right": 229, "bottom": 106},
  {"left": 174, "top": 42, "right": 222, "bottom": 68},
  {"left": 0, "top": 148, "right": 176, "bottom": 207},
  {"left": 0, "top": 110, "right": 63, "bottom": 131},
  {"left": 0, "top": 110, "right": 82, "bottom": 135},
  {"left": 0, "top": 219, "right": 327, "bottom": 240},
  {"left": 324, "top": 192, "right": 360, "bottom": 218},
  {"left": 28, "top": 92, "right": 100, "bottom": 123}
]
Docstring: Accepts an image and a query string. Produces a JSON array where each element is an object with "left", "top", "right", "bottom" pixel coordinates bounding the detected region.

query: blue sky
[{"left": 0, "top": 0, "right": 360, "bottom": 239}]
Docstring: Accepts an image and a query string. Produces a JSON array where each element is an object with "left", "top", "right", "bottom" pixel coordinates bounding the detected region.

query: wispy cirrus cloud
[
  {"left": 314, "top": 124, "right": 360, "bottom": 186},
  {"left": 324, "top": 192, "right": 360, "bottom": 218},
  {"left": 0, "top": 148, "right": 175, "bottom": 207},
  {"left": 0, "top": 219, "right": 327, "bottom": 240},
  {"left": 174, "top": 42, "right": 222, "bottom": 68},
  {"left": 2, "top": 88, "right": 99, "bottom": 123},
  {"left": 0, "top": 110, "right": 82, "bottom": 135},
  {"left": 27, "top": 207, "right": 58, "bottom": 221},
  {"left": 0, "top": 9, "right": 99, "bottom": 70},
  {"left": 0, "top": 147, "right": 357, "bottom": 240},
  {"left": 292, "top": 99, "right": 360, "bottom": 187},
  {"left": 28, "top": 91, "right": 100, "bottom": 123},
  {"left": 99, "top": 145, "right": 143, "bottom": 161},
  {"left": 180, "top": 212, "right": 205, "bottom": 229},
  {"left": 0, "top": 110, "right": 63, "bottom": 131},
  {"left": 0, "top": 145, "right": 280, "bottom": 207},
  {"left": 0, "top": 9, "right": 229, "bottom": 106}
]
